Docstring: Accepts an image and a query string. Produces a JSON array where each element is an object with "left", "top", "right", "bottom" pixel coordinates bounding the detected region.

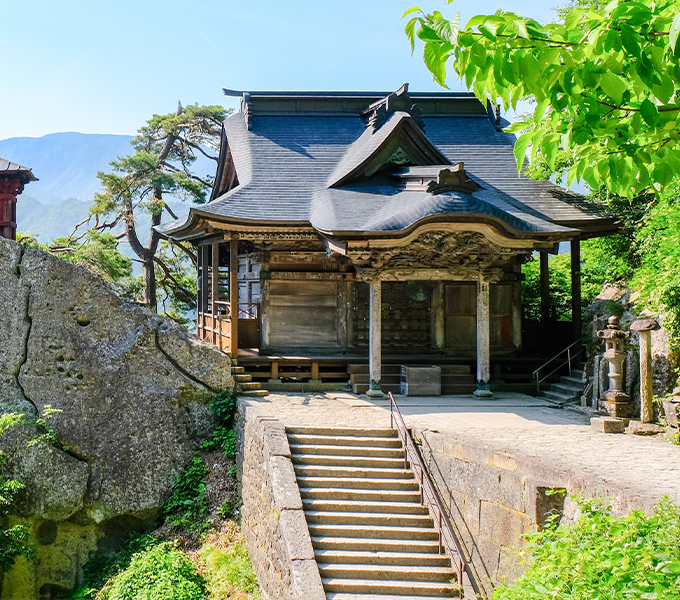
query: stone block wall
[
  {"left": 235, "top": 401, "right": 325, "bottom": 600},
  {"left": 414, "top": 429, "right": 567, "bottom": 599}
]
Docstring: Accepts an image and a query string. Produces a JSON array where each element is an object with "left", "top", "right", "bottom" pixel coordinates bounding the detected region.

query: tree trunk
[{"left": 141, "top": 254, "right": 157, "bottom": 311}]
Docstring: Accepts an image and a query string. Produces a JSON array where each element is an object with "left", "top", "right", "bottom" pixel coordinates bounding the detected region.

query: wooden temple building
[
  {"left": 0, "top": 158, "right": 36, "bottom": 240},
  {"left": 159, "top": 86, "right": 619, "bottom": 396}
]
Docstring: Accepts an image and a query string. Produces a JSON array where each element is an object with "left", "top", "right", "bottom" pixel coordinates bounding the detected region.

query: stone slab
[
  {"left": 626, "top": 421, "right": 665, "bottom": 436},
  {"left": 591, "top": 417, "right": 626, "bottom": 434},
  {"left": 400, "top": 365, "right": 441, "bottom": 396}
]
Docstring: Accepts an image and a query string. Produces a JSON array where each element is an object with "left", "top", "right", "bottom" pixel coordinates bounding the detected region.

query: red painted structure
[{"left": 0, "top": 158, "right": 37, "bottom": 240}]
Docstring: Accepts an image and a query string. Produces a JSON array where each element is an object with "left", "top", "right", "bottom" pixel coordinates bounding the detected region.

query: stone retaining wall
[
  {"left": 235, "top": 401, "right": 325, "bottom": 600},
  {"left": 414, "top": 428, "right": 570, "bottom": 599}
]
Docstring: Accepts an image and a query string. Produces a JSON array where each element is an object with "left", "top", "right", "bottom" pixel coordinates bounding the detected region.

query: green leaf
[
  {"left": 640, "top": 99, "right": 660, "bottom": 127},
  {"left": 424, "top": 42, "right": 447, "bottom": 87},
  {"left": 402, "top": 6, "right": 422, "bottom": 19},
  {"left": 513, "top": 131, "right": 533, "bottom": 174},
  {"left": 600, "top": 72, "right": 627, "bottom": 105},
  {"left": 514, "top": 18, "right": 529, "bottom": 39},
  {"left": 670, "top": 12, "right": 680, "bottom": 56},
  {"left": 417, "top": 25, "right": 442, "bottom": 43},
  {"left": 405, "top": 18, "right": 418, "bottom": 54}
]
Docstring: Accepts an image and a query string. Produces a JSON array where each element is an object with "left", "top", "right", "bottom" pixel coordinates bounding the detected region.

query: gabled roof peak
[
  {"left": 327, "top": 111, "right": 451, "bottom": 188},
  {"left": 361, "top": 83, "right": 425, "bottom": 130}
]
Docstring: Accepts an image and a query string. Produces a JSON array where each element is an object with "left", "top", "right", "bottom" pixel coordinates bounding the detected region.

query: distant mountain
[
  {"left": 0, "top": 132, "right": 135, "bottom": 203},
  {"left": 0, "top": 131, "right": 215, "bottom": 245}
]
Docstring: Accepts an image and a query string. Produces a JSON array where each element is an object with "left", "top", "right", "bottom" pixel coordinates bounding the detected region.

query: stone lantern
[
  {"left": 630, "top": 318, "right": 660, "bottom": 423},
  {"left": 597, "top": 316, "right": 632, "bottom": 418}
]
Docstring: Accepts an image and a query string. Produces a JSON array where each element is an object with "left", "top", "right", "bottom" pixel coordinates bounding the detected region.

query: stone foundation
[
  {"left": 415, "top": 428, "right": 573, "bottom": 598},
  {"left": 235, "top": 400, "right": 325, "bottom": 600}
]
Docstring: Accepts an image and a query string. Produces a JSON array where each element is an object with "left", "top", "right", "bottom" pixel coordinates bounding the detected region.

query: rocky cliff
[{"left": 0, "top": 237, "right": 233, "bottom": 599}]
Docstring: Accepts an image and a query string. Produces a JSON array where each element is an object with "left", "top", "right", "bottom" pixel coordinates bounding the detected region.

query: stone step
[
  {"left": 561, "top": 375, "right": 584, "bottom": 387},
  {"left": 353, "top": 383, "right": 401, "bottom": 395},
  {"left": 327, "top": 594, "right": 457, "bottom": 600},
  {"left": 311, "top": 536, "right": 442, "bottom": 553},
  {"left": 308, "top": 524, "right": 440, "bottom": 541},
  {"left": 315, "top": 549, "right": 452, "bottom": 567},
  {"left": 231, "top": 366, "right": 245, "bottom": 374},
  {"left": 552, "top": 383, "right": 583, "bottom": 396},
  {"left": 542, "top": 390, "right": 573, "bottom": 402},
  {"left": 303, "top": 499, "right": 428, "bottom": 515},
  {"left": 319, "top": 563, "right": 455, "bottom": 583},
  {"left": 297, "top": 477, "right": 419, "bottom": 491},
  {"left": 234, "top": 373, "right": 252, "bottom": 383},
  {"left": 290, "top": 443, "right": 405, "bottom": 458},
  {"left": 293, "top": 454, "right": 406, "bottom": 469},
  {"left": 288, "top": 434, "right": 402, "bottom": 448},
  {"left": 571, "top": 369, "right": 585, "bottom": 379},
  {"left": 286, "top": 426, "right": 397, "bottom": 438},
  {"left": 294, "top": 465, "right": 414, "bottom": 480},
  {"left": 240, "top": 389, "right": 269, "bottom": 397},
  {"left": 300, "top": 488, "right": 421, "bottom": 503},
  {"left": 306, "top": 511, "right": 433, "bottom": 528},
  {"left": 239, "top": 381, "right": 262, "bottom": 391},
  {"left": 322, "top": 578, "right": 459, "bottom": 597},
  {"left": 347, "top": 364, "right": 470, "bottom": 376}
]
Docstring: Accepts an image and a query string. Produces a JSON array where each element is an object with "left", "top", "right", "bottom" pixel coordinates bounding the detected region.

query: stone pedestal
[
  {"left": 366, "top": 278, "right": 384, "bottom": 398},
  {"left": 597, "top": 316, "right": 631, "bottom": 418},
  {"left": 400, "top": 365, "right": 441, "bottom": 396},
  {"left": 474, "top": 276, "right": 493, "bottom": 398},
  {"left": 631, "top": 318, "right": 660, "bottom": 423}
]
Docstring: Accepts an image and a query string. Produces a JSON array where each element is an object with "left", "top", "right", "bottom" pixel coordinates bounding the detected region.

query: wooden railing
[
  {"left": 197, "top": 301, "right": 260, "bottom": 354},
  {"left": 388, "top": 392, "right": 486, "bottom": 599}
]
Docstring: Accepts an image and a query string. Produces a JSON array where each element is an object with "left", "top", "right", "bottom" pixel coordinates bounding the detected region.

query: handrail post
[
  {"left": 439, "top": 511, "right": 443, "bottom": 554},
  {"left": 536, "top": 370, "right": 540, "bottom": 397},
  {"left": 568, "top": 347, "right": 572, "bottom": 376}
]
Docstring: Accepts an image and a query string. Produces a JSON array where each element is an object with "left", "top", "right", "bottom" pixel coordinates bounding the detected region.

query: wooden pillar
[
  {"left": 571, "top": 238, "right": 582, "bottom": 342},
  {"left": 431, "top": 281, "right": 445, "bottom": 349},
  {"left": 229, "top": 238, "right": 239, "bottom": 358},
  {"left": 211, "top": 243, "right": 220, "bottom": 314},
  {"left": 201, "top": 246, "right": 210, "bottom": 314},
  {"left": 366, "top": 277, "right": 384, "bottom": 397},
  {"left": 540, "top": 251, "right": 550, "bottom": 321},
  {"left": 512, "top": 280, "right": 523, "bottom": 349},
  {"left": 474, "top": 275, "right": 493, "bottom": 398}
]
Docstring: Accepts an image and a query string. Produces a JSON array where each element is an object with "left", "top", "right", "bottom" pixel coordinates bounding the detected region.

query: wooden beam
[{"left": 229, "top": 238, "right": 239, "bottom": 356}]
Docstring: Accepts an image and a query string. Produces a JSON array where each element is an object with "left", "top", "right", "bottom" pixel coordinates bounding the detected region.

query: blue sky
[{"left": 0, "top": 1, "right": 556, "bottom": 140}]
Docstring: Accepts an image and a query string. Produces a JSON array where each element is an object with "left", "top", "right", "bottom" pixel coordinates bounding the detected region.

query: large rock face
[{"left": 0, "top": 237, "right": 233, "bottom": 599}]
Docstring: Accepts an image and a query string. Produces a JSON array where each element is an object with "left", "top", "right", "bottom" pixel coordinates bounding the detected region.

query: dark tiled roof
[
  {"left": 0, "top": 158, "right": 37, "bottom": 182},
  {"left": 159, "top": 91, "right": 614, "bottom": 239}
]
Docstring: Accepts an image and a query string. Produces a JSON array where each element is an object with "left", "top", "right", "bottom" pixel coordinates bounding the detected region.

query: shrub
[
  {"left": 105, "top": 542, "right": 205, "bottom": 600},
  {"left": 494, "top": 496, "right": 680, "bottom": 600},
  {"left": 162, "top": 457, "right": 209, "bottom": 530}
]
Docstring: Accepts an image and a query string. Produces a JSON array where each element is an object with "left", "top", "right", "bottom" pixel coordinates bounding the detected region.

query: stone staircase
[
  {"left": 232, "top": 365, "right": 268, "bottom": 397},
  {"left": 540, "top": 364, "right": 585, "bottom": 406},
  {"left": 287, "top": 426, "right": 460, "bottom": 599},
  {"left": 348, "top": 364, "right": 475, "bottom": 396}
]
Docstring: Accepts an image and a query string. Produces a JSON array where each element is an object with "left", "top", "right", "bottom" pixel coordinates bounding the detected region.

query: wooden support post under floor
[
  {"left": 366, "top": 277, "right": 384, "bottom": 398},
  {"left": 474, "top": 275, "right": 493, "bottom": 398}
]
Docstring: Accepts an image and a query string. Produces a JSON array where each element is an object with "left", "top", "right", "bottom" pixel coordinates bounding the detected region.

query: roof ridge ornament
[{"left": 362, "top": 83, "right": 425, "bottom": 131}]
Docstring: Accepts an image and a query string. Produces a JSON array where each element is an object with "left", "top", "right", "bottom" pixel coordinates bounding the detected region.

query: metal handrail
[
  {"left": 389, "top": 392, "right": 486, "bottom": 600},
  {"left": 532, "top": 340, "right": 584, "bottom": 396}
]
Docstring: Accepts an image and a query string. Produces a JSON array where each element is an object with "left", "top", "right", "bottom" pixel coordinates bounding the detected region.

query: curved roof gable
[{"left": 327, "top": 111, "right": 451, "bottom": 188}]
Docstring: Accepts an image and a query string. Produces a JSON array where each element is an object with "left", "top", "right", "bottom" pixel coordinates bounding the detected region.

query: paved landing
[{"left": 241, "top": 392, "right": 680, "bottom": 512}]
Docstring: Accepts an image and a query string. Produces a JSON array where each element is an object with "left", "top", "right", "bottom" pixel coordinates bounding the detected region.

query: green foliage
[
  {"left": 210, "top": 391, "right": 238, "bottom": 428},
  {"left": 200, "top": 531, "right": 260, "bottom": 599},
  {"left": 162, "top": 392, "right": 238, "bottom": 531},
  {"left": 51, "top": 230, "right": 132, "bottom": 283},
  {"left": 156, "top": 240, "right": 197, "bottom": 322},
  {"left": 521, "top": 245, "right": 614, "bottom": 322},
  {"left": 633, "top": 181, "right": 680, "bottom": 349},
  {"left": 405, "top": 1, "right": 680, "bottom": 198},
  {"left": 217, "top": 499, "right": 233, "bottom": 520},
  {"left": 104, "top": 542, "right": 206, "bottom": 600},
  {"left": 494, "top": 496, "right": 680, "bottom": 600},
  {"left": 201, "top": 428, "right": 237, "bottom": 458},
  {"left": 72, "top": 534, "right": 159, "bottom": 600},
  {"left": 162, "top": 456, "right": 210, "bottom": 530},
  {"left": 0, "top": 412, "right": 38, "bottom": 572}
]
